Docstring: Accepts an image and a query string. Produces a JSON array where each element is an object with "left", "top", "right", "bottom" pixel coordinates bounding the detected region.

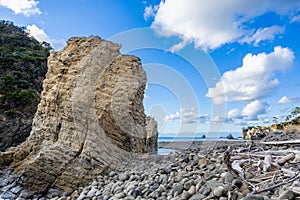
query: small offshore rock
[{"left": 226, "top": 134, "right": 234, "bottom": 139}]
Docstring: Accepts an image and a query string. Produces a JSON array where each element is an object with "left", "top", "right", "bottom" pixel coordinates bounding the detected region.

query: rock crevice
[{"left": 0, "top": 36, "right": 158, "bottom": 198}]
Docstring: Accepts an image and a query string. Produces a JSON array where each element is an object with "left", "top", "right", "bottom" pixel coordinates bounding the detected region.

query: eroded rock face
[
  {"left": 242, "top": 126, "right": 273, "bottom": 140},
  {"left": 0, "top": 37, "right": 158, "bottom": 198}
]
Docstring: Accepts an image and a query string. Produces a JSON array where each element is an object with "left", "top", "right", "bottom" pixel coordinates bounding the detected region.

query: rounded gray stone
[
  {"left": 232, "top": 179, "right": 243, "bottom": 188},
  {"left": 278, "top": 190, "right": 295, "bottom": 200},
  {"left": 213, "top": 186, "right": 226, "bottom": 197},
  {"left": 242, "top": 194, "right": 264, "bottom": 200},
  {"left": 171, "top": 183, "right": 184, "bottom": 197},
  {"left": 224, "top": 173, "right": 234, "bottom": 183},
  {"left": 118, "top": 172, "right": 129, "bottom": 181},
  {"left": 181, "top": 191, "right": 192, "bottom": 200}
]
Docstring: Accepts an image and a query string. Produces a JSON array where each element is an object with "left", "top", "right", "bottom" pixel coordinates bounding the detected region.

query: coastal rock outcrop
[
  {"left": 242, "top": 126, "right": 273, "bottom": 140},
  {"left": 242, "top": 120, "right": 300, "bottom": 141},
  {"left": 0, "top": 37, "right": 158, "bottom": 198}
]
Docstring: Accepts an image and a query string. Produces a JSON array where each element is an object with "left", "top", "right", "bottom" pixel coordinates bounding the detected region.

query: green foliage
[
  {"left": 4, "top": 110, "right": 16, "bottom": 118},
  {"left": 0, "top": 20, "right": 51, "bottom": 114},
  {"left": 272, "top": 106, "right": 300, "bottom": 129},
  {"left": 284, "top": 106, "right": 300, "bottom": 123}
]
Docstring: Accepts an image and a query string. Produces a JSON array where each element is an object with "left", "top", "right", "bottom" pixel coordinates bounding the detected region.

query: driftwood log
[{"left": 224, "top": 141, "right": 300, "bottom": 195}]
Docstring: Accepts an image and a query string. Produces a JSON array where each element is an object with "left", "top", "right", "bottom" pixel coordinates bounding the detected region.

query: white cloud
[
  {"left": 291, "top": 15, "right": 300, "bottom": 23},
  {"left": 144, "top": 5, "right": 159, "bottom": 21},
  {"left": 230, "top": 100, "right": 270, "bottom": 126},
  {"left": 244, "top": 117, "right": 270, "bottom": 125},
  {"left": 0, "top": 0, "right": 41, "bottom": 16},
  {"left": 240, "top": 25, "right": 285, "bottom": 46},
  {"left": 241, "top": 100, "right": 270, "bottom": 120},
  {"left": 227, "top": 108, "right": 242, "bottom": 119},
  {"left": 206, "top": 46, "right": 294, "bottom": 104},
  {"left": 234, "top": 117, "right": 270, "bottom": 126},
  {"left": 26, "top": 25, "right": 51, "bottom": 44},
  {"left": 234, "top": 121, "right": 248, "bottom": 126},
  {"left": 169, "top": 38, "right": 191, "bottom": 53},
  {"left": 228, "top": 100, "right": 270, "bottom": 122},
  {"left": 149, "top": 0, "right": 300, "bottom": 50},
  {"left": 211, "top": 115, "right": 233, "bottom": 123},
  {"left": 164, "top": 109, "right": 209, "bottom": 124},
  {"left": 278, "top": 96, "right": 300, "bottom": 104}
]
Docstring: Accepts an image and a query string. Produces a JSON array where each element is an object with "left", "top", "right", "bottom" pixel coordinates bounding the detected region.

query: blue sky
[{"left": 1, "top": 0, "right": 300, "bottom": 137}]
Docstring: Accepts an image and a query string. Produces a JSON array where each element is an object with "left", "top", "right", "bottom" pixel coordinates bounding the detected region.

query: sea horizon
[{"left": 158, "top": 132, "right": 242, "bottom": 142}]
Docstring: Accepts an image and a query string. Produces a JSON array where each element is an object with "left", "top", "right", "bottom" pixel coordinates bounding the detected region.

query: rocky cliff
[
  {"left": 242, "top": 123, "right": 300, "bottom": 141},
  {"left": 0, "top": 37, "right": 158, "bottom": 198},
  {"left": 242, "top": 126, "right": 273, "bottom": 140},
  {"left": 0, "top": 21, "right": 50, "bottom": 151}
]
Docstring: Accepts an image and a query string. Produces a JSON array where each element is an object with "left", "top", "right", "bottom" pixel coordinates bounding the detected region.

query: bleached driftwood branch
[{"left": 260, "top": 140, "right": 300, "bottom": 145}]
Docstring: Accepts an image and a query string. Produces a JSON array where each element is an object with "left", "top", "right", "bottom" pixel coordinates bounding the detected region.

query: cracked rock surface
[{"left": 0, "top": 37, "right": 158, "bottom": 198}]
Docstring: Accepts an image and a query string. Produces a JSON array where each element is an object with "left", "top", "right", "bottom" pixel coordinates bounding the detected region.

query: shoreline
[{"left": 158, "top": 139, "right": 254, "bottom": 151}]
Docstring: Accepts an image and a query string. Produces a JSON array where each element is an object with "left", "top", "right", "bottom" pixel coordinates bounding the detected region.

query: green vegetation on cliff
[
  {"left": 270, "top": 107, "right": 300, "bottom": 130},
  {"left": 0, "top": 20, "right": 52, "bottom": 150}
]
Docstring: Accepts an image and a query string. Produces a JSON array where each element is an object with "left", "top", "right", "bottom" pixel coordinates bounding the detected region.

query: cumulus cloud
[
  {"left": 229, "top": 100, "right": 270, "bottom": 125},
  {"left": 241, "top": 100, "right": 270, "bottom": 120},
  {"left": 278, "top": 96, "right": 300, "bottom": 104},
  {"left": 206, "top": 46, "right": 294, "bottom": 104},
  {"left": 240, "top": 117, "right": 270, "bottom": 125},
  {"left": 0, "top": 0, "right": 41, "bottom": 16},
  {"left": 240, "top": 25, "right": 285, "bottom": 46},
  {"left": 144, "top": 5, "right": 159, "bottom": 21},
  {"left": 227, "top": 108, "right": 242, "bottom": 119},
  {"left": 291, "top": 15, "right": 300, "bottom": 23},
  {"left": 149, "top": 0, "right": 300, "bottom": 50},
  {"left": 26, "top": 25, "right": 51, "bottom": 44},
  {"left": 211, "top": 116, "right": 233, "bottom": 123},
  {"left": 164, "top": 109, "right": 209, "bottom": 124}
]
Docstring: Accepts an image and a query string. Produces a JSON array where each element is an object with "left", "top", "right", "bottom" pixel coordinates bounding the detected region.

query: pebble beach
[{"left": 60, "top": 140, "right": 300, "bottom": 200}]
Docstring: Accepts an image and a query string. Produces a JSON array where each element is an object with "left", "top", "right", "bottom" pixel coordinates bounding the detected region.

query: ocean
[
  {"left": 158, "top": 132, "right": 242, "bottom": 142},
  {"left": 157, "top": 132, "right": 242, "bottom": 155}
]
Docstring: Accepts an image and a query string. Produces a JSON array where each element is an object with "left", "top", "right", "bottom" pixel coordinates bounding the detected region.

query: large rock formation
[
  {"left": 242, "top": 126, "right": 273, "bottom": 140},
  {"left": 0, "top": 37, "right": 158, "bottom": 198}
]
